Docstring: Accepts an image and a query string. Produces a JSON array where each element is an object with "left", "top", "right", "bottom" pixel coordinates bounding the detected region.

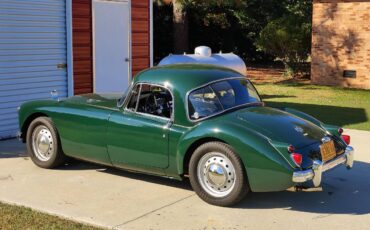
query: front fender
[
  {"left": 18, "top": 100, "right": 60, "bottom": 136},
  {"left": 176, "top": 120, "right": 296, "bottom": 192}
]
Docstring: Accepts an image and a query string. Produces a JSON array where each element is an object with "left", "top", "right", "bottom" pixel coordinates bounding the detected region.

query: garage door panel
[
  {"left": 0, "top": 107, "right": 18, "bottom": 116},
  {"left": 0, "top": 120, "right": 18, "bottom": 129},
  {"left": 0, "top": 2, "right": 65, "bottom": 11},
  {"left": 0, "top": 70, "right": 64, "bottom": 79},
  {"left": 0, "top": 20, "right": 65, "bottom": 28},
  {"left": 0, "top": 34, "right": 66, "bottom": 40},
  {"left": 0, "top": 75, "right": 65, "bottom": 84},
  {"left": 0, "top": 121, "right": 18, "bottom": 136},
  {"left": 0, "top": 59, "right": 66, "bottom": 68},
  {"left": 0, "top": 26, "right": 66, "bottom": 33},
  {"left": 0, "top": 8, "right": 65, "bottom": 17},
  {"left": 0, "top": 54, "right": 66, "bottom": 62},
  {"left": 0, "top": 14, "right": 65, "bottom": 22},
  {"left": 0, "top": 39, "right": 66, "bottom": 46},
  {"left": 0, "top": 43, "right": 66, "bottom": 50},
  {"left": 0, "top": 49, "right": 66, "bottom": 56},
  {"left": 0, "top": 0, "right": 67, "bottom": 139},
  {"left": 0, "top": 90, "right": 68, "bottom": 107},
  {"left": 0, "top": 0, "right": 64, "bottom": 6},
  {"left": 0, "top": 81, "right": 67, "bottom": 93},
  {"left": 0, "top": 66, "right": 66, "bottom": 75}
]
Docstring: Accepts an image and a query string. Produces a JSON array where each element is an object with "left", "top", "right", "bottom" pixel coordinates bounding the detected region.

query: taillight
[
  {"left": 290, "top": 153, "right": 303, "bottom": 167},
  {"left": 338, "top": 127, "right": 343, "bottom": 135},
  {"left": 341, "top": 135, "right": 350, "bottom": 145}
]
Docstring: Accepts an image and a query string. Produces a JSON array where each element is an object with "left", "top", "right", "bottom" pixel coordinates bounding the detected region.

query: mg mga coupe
[{"left": 18, "top": 64, "right": 354, "bottom": 206}]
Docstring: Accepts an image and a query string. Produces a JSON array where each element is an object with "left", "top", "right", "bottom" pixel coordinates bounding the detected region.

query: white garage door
[{"left": 0, "top": 0, "right": 68, "bottom": 139}]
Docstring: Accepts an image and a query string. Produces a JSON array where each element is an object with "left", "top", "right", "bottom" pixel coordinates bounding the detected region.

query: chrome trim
[
  {"left": 292, "top": 146, "right": 354, "bottom": 187},
  {"left": 117, "top": 81, "right": 134, "bottom": 108},
  {"left": 32, "top": 125, "right": 54, "bottom": 162},
  {"left": 292, "top": 170, "right": 314, "bottom": 183},
  {"left": 312, "top": 160, "right": 323, "bottom": 187},
  {"left": 185, "top": 77, "right": 263, "bottom": 123},
  {"left": 197, "top": 152, "right": 236, "bottom": 198},
  {"left": 345, "top": 146, "right": 354, "bottom": 168}
]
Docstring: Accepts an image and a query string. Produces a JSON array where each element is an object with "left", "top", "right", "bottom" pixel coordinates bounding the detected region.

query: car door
[{"left": 106, "top": 83, "right": 173, "bottom": 171}]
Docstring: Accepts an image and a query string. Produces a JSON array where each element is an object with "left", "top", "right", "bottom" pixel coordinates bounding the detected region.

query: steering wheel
[{"left": 141, "top": 92, "right": 159, "bottom": 114}]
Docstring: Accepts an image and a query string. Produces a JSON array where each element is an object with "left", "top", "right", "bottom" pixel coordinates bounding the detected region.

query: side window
[
  {"left": 127, "top": 84, "right": 141, "bottom": 111},
  {"left": 137, "top": 84, "right": 173, "bottom": 119}
]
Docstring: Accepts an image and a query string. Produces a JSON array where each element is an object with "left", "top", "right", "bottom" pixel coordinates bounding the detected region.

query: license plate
[{"left": 320, "top": 140, "right": 336, "bottom": 162}]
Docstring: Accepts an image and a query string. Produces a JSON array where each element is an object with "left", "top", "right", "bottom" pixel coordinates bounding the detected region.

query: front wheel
[
  {"left": 189, "top": 142, "right": 249, "bottom": 206},
  {"left": 26, "top": 117, "right": 66, "bottom": 168}
]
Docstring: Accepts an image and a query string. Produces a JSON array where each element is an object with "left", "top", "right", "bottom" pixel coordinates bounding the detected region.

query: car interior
[{"left": 127, "top": 84, "right": 173, "bottom": 119}]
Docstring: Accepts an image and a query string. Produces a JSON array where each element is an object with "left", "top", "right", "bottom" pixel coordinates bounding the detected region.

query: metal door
[{"left": 93, "top": 0, "right": 130, "bottom": 93}]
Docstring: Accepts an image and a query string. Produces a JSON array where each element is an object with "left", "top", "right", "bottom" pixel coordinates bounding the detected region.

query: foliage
[
  {"left": 153, "top": 0, "right": 313, "bottom": 68},
  {"left": 256, "top": 1, "right": 312, "bottom": 75}
]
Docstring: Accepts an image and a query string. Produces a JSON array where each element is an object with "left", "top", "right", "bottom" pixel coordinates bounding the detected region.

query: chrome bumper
[{"left": 292, "top": 146, "right": 354, "bottom": 187}]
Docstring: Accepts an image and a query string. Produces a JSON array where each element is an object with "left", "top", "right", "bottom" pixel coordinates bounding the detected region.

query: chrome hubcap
[
  {"left": 32, "top": 125, "right": 54, "bottom": 161},
  {"left": 197, "top": 152, "right": 236, "bottom": 197}
]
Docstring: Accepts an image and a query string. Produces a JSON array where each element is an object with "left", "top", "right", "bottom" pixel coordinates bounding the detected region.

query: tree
[
  {"left": 172, "top": 0, "right": 189, "bottom": 53},
  {"left": 256, "top": 0, "right": 312, "bottom": 75},
  {"left": 256, "top": 16, "right": 311, "bottom": 72},
  {"left": 153, "top": 0, "right": 189, "bottom": 54},
  {"left": 154, "top": 0, "right": 313, "bottom": 68}
]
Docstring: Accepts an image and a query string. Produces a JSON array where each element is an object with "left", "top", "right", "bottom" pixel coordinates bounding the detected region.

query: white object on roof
[{"left": 158, "top": 46, "right": 247, "bottom": 76}]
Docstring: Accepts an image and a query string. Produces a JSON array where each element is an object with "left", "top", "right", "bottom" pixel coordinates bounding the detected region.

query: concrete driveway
[{"left": 0, "top": 129, "right": 369, "bottom": 230}]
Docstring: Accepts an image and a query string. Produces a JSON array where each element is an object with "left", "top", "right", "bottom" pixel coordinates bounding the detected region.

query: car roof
[{"left": 133, "top": 64, "right": 245, "bottom": 94}]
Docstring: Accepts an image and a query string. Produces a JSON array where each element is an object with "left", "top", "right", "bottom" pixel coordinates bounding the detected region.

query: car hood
[
  {"left": 226, "top": 106, "right": 327, "bottom": 148},
  {"left": 64, "top": 93, "right": 122, "bottom": 109}
]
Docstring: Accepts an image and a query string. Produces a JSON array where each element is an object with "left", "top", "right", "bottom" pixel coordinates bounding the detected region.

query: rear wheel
[
  {"left": 189, "top": 142, "right": 249, "bottom": 206},
  {"left": 26, "top": 117, "right": 66, "bottom": 168}
]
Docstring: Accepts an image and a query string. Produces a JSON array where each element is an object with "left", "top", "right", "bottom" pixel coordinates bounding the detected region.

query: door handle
[{"left": 125, "top": 58, "right": 130, "bottom": 62}]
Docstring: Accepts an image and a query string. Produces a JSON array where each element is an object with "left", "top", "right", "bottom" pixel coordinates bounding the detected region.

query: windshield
[{"left": 188, "top": 78, "right": 261, "bottom": 120}]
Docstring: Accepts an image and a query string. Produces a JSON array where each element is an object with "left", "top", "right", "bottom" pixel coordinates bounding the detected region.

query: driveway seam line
[{"left": 113, "top": 194, "right": 195, "bottom": 229}]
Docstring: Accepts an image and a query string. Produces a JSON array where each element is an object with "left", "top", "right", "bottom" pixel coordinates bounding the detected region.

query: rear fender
[{"left": 177, "top": 121, "right": 296, "bottom": 192}]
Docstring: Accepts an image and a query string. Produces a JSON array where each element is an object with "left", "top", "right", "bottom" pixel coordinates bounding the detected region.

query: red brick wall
[
  {"left": 311, "top": 0, "right": 370, "bottom": 89},
  {"left": 72, "top": 0, "right": 151, "bottom": 95}
]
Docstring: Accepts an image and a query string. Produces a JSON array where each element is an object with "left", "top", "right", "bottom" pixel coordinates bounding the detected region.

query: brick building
[{"left": 311, "top": 0, "right": 370, "bottom": 89}]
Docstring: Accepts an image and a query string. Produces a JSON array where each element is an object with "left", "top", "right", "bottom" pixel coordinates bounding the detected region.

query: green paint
[{"left": 18, "top": 64, "right": 344, "bottom": 192}]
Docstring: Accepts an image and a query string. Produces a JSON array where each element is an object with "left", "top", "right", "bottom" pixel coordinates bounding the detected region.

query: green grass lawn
[
  {"left": 254, "top": 82, "right": 370, "bottom": 131},
  {"left": 0, "top": 202, "right": 103, "bottom": 230}
]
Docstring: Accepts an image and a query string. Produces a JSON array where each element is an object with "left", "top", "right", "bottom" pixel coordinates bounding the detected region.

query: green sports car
[{"left": 18, "top": 64, "right": 354, "bottom": 206}]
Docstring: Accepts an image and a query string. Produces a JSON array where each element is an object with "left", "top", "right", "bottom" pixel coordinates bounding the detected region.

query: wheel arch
[
  {"left": 182, "top": 137, "right": 228, "bottom": 176},
  {"left": 20, "top": 112, "right": 49, "bottom": 142}
]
